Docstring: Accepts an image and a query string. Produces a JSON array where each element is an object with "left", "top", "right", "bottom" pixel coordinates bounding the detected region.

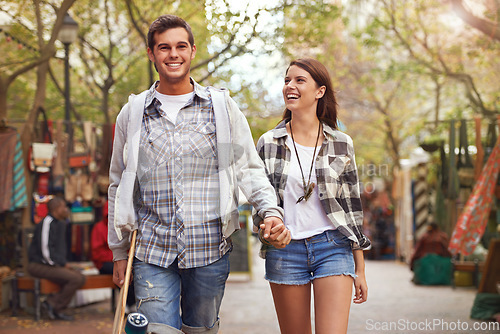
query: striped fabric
[
  {"left": 0, "top": 128, "right": 16, "bottom": 212},
  {"left": 11, "top": 135, "right": 28, "bottom": 210},
  {"left": 413, "top": 163, "right": 429, "bottom": 240}
]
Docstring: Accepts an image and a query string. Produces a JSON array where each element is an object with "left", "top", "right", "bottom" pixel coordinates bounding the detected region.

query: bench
[
  {"left": 451, "top": 259, "right": 484, "bottom": 289},
  {"left": 11, "top": 274, "right": 118, "bottom": 321}
]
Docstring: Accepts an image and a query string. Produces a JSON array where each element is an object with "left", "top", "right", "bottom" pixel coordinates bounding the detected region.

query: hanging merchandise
[
  {"left": 10, "top": 134, "right": 28, "bottom": 211},
  {"left": 29, "top": 107, "right": 55, "bottom": 173},
  {"left": 51, "top": 120, "right": 67, "bottom": 193},
  {"left": 32, "top": 194, "right": 53, "bottom": 224},
  {"left": 439, "top": 144, "right": 449, "bottom": 194},
  {"left": 447, "top": 120, "right": 459, "bottom": 200},
  {"left": 69, "top": 152, "right": 92, "bottom": 168},
  {"left": 83, "top": 121, "right": 97, "bottom": 172},
  {"left": 68, "top": 121, "right": 94, "bottom": 169},
  {"left": 448, "top": 133, "right": 500, "bottom": 256},
  {"left": 96, "top": 123, "right": 115, "bottom": 195},
  {"left": 0, "top": 127, "right": 18, "bottom": 212},
  {"left": 413, "top": 163, "right": 430, "bottom": 240},
  {"left": 65, "top": 171, "right": 94, "bottom": 203},
  {"left": 456, "top": 120, "right": 475, "bottom": 188},
  {"left": 474, "top": 117, "right": 485, "bottom": 181},
  {"left": 31, "top": 143, "right": 56, "bottom": 172},
  {"left": 485, "top": 122, "right": 497, "bottom": 161},
  {"left": 36, "top": 172, "right": 50, "bottom": 196},
  {"left": 484, "top": 121, "right": 500, "bottom": 191}
]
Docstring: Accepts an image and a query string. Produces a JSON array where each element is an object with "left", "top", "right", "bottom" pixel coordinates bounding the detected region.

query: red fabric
[
  {"left": 102, "top": 201, "right": 108, "bottom": 217},
  {"left": 37, "top": 173, "right": 50, "bottom": 195},
  {"left": 34, "top": 203, "right": 48, "bottom": 223},
  {"left": 90, "top": 216, "right": 113, "bottom": 270},
  {"left": 448, "top": 136, "right": 500, "bottom": 256}
]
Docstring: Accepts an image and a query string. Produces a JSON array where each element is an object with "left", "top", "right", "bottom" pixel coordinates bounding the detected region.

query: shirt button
[
  {"left": 319, "top": 193, "right": 323, "bottom": 197},
  {"left": 176, "top": 157, "right": 181, "bottom": 161}
]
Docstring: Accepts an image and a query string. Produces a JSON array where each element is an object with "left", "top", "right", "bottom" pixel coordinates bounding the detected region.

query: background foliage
[{"left": 0, "top": 0, "right": 498, "bottom": 176}]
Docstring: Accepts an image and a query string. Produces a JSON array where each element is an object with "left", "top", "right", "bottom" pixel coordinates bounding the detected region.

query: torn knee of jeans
[{"left": 137, "top": 296, "right": 160, "bottom": 309}]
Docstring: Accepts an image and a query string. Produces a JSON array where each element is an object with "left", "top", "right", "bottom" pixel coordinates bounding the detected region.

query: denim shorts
[{"left": 265, "top": 229, "right": 355, "bottom": 285}]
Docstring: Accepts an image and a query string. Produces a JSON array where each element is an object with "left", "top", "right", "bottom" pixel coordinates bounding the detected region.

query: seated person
[
  {"left": 91, "top": 202, "right": 135, "bottom": 310},
  {"left": 27, "top": 197, "right": 86, "bottom": 321},
  {"left": 410, "top": 223, "right": 452, "bottom": 270},
  {"left": 410, "top": 223, "right": 452, "bottom": 285}
]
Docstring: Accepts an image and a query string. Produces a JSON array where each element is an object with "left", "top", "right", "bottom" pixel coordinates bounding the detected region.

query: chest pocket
[
  {"left": 326, "top": 155, "right": 350, "bottom": 180},
  {"left": 319, "top": 155, "right": 350, "bottom": 199},
  {"left": 186, "top": 122, "right": 217, "bottom": 159},
  {"left": 145, "top": 128, "right": 171, "bottom": 166}
]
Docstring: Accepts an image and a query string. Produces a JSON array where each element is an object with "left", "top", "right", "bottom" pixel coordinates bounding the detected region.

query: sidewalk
[
  {"left": 220, "top": 239, "right": 499, "bottom": 334},
  {"left": 0, "top": 239, "right": 498, "bottom": 333}
]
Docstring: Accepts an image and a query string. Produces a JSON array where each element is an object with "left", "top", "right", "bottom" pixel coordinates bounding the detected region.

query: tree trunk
[
  {"left": 0, "top": 77, "right": 8, "bottom": 125},
  {"left": 384, "top": 117, "right": 401, "bottom": 169},
  {"left": 19, "top": 59, "right": 50, "bottom": 231},
  {"left": 101, "top": 79, "right": 113, "bottom": 125}
]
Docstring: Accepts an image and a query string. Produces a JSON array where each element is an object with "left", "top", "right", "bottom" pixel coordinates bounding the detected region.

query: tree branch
[{"left": 450, "top": 0, "right": 500, "bottom": 41}]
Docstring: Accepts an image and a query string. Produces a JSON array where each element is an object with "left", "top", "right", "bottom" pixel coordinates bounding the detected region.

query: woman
[{"left": 256, "top": 58, "right": 371, "bottom": 334}]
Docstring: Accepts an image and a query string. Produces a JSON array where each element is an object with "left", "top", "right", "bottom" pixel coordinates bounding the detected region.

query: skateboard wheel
[{"left": 125, "top": 312, "right": 148, "bottom": 334}]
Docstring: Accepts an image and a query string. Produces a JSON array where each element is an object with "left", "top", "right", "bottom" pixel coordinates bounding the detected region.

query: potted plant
[{"left": 420, "top": 136, "right": 445, "bottom": 153}]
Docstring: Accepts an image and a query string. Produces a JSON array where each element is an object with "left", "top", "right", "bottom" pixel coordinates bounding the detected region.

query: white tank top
[
  {"left": 284, "top": 136, "right": 334, "bottom": 239},
  {"left": 155, "top": 90, "right": 194, "bottom": 124}
]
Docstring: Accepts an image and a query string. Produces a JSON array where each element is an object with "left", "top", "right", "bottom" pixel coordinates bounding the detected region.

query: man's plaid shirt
[
  {"left": 134, "top": 81, "right": 231, "bottom": 269},
  {"left": 256, "top": 120, "right": 371, "bottom": 251}
]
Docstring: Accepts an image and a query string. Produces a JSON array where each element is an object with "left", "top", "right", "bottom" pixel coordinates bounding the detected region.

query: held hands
[{"left": 259, "top": 216, "right": 291, "bottom": 249}]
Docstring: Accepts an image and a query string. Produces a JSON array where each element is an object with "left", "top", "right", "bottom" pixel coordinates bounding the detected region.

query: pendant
[{"left": 296, "top": 182, "right": 315, "bottom": 203}]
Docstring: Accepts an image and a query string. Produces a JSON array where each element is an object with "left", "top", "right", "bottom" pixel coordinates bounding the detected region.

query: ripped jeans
[{"left": 133, "top": 253, "right": 230, "bottom": 333}]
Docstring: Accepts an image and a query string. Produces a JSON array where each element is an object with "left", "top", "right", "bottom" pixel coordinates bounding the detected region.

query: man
[
  {"left": 108, "top": 15, "right": 290, "bottom": 333},
  {"left": 27, "top": 197, "right": 86, "bottom": 321}
]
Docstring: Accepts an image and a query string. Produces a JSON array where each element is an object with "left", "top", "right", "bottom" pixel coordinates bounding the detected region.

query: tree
[
  {"left": 450, "top": 0, "right": 500, "bottom": 41},
  {"left": 0, "top": 0, "right": 76, "bottom": 125},
  {"left": 279, "top": 0, "right": 499, "bottom": 170}
]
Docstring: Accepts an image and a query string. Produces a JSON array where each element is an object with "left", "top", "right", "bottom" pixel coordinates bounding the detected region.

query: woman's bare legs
[
  {"left": 270, "top": 282, "right": 312, "bottom": 334},
  {"left": 313, "top": 275, "right": 353, "bottom": 334}
]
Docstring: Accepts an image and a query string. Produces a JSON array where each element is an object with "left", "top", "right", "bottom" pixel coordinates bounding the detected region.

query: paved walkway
[
  {"left": 220, "top": 239, "right": 498, "bottom": 334},
  {"left": 1, "top": 239, "right": 498, "bottom": 333}
]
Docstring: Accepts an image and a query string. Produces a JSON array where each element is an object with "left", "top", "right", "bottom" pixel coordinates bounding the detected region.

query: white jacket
[{"left": 108, "top": 86, "right": 283, "bottom": 261}]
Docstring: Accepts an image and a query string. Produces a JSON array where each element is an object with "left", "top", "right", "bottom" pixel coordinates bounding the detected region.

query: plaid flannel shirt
[
  {"left": 256, "top": 120, "right": 371, "bottom": 252},
  {"left": 108, "top": 80, "right": 284, "bottom": 268},
  {"left": 134, "top": 81, "right": 230, "bottom": 269}
]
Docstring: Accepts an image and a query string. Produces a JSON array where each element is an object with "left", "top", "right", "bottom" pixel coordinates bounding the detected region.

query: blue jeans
[{"left": 134, "top": 252, "right": 230, "bottom": 333}]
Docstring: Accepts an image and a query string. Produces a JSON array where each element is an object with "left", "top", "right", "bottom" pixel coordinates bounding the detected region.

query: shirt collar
[
  {"left": 273, "top": 120, "right": 288, "bottom": 139},
  {"left": 144, "top": 78, "right": 210, "bottom": 115},
  {"left": 273, "top": 120, "right": 338, "bottom": 140},
  {"left": 322, "top": 122, "right": 337, "bottom": 139}
]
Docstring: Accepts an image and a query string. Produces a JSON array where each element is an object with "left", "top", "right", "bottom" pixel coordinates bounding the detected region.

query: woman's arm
[{"left": 353, "top": 249, "right": 368, "bottom": 304}]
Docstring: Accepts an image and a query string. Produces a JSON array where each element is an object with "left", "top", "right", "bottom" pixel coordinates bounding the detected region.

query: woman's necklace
[{"left": 289, "top": 120, "right": 321, "bottom": 203}]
